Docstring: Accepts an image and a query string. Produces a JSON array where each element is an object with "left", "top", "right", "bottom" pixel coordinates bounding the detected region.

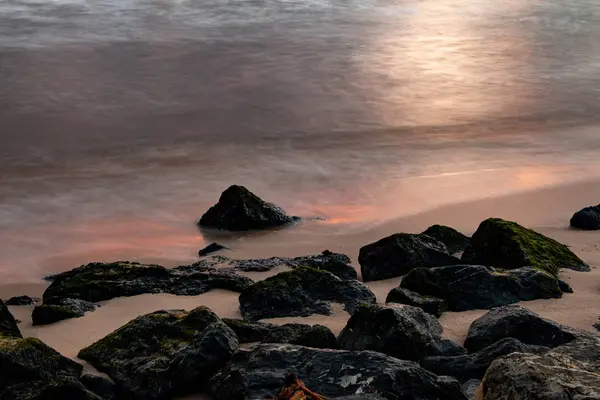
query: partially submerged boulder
[
  {"left": 420, "top": 337, "right": 549, "bottom": 382},
  {"left": 5, "top": 295, "right": 37, "bottom": 306},
  {"left": 198, "top": 185, "right": 299, "bottom": 231},
  {"left": 385, "top": 287, "right": 448, "bottom": 317},
  {"left": 421, "top": 225, "right": 470, "bottom": 254},
  {"left": 239, "top": 267, "right": 376, "bottom": 321},
  {"left": 32, "top": 298, "right": 96, "bottom": 326},
  {"left": 464, "top": 305, "right": 577, "bottom": 352},
  {"left": 462, "top": 218, "right": 589, "bottom": 276},
  {"left": 337, "top": 304, "right": 442, "bottom": 361},
  {"left": 424, "top": 339, "right": 467, "bottom": 357},
  {"left": 78, "top": 306, "right": 238, "bottom": 399},
  {"left": 209, "top": 344, "right": 468, "bottom": 400},
  {"left": 42, "top": 261, "right": 253, "bottom": 304},
  {"left": 570, "top": 204, "right": 600, "bottom": 230},
  {"left": 400, "top": 265, "right": 562, "bottom": 312},
  {"left": 0, "top": 299, "right": 21, "bottom": 338},
  {"left": 223, "top": 319, "right": 338, "bottom": 349},
  {"left": 199, "top": 242, "right": 229, "bottom": 257},
  {"left": 359, "top": 233, "right": 459, "bottom": 282}
]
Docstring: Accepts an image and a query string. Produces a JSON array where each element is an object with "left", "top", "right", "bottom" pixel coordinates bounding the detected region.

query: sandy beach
[{"left": 2, "top": 178, "right": 600, "bottom": 398}]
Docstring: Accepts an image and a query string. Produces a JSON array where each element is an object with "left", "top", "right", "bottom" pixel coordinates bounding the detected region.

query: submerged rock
[
  {"left": 32, "top": 298, "right": 96, "bottom": 326},
  {"left": 421, "top": 225, "right": 470, "bottom": 254},
  {"left": 5, "top": 295, "right": 37, "bottom": 306},
  {"left": 239, "top": 267, "right": 376, "bottom": 321},
  {"left": 462, "top": 218, "right": 589, "bottom": 276},
  {"left": 198, "top": 185, "right": 299, "bottom": 231},
  {"left": 79, "top": 306, "right": 238, "bottom": 400},
  {"left": 0, "top": 299, "right": 21, "bottom": 338},
  {"left": 463, "top": 305, "right": 577, "bottom": 352},
  {"left": 199, "top": 242, "right": 229, "bottom": 257},
  {"left": 223, "top": 319, "right": 338, "bottom": 349},
  {"left": 420, "top": 337, "right": 549, "bottom": 382},
  {"left": 385, "top": 287, "right": 448, "bottom": 317},
  {"left": 42, "top": 261, "right": 253, "bottom": 304},
  {"left": 209, "top": 344, "right": 468, "bottom": 400},
  {"left": 424, "top": 339, "right": 467, "bottom": 357},
  {"left": 359, "top": 233, "right": 459, "bottom": 282},
  {"left": 400, "top": 265, "right": 562, "bottom": 312},
  {"left": 570, "top": 204, "right": 600, "bottom": 230},
  {"left": 337, "top": 304, "right": 442, "bottom": 361}
]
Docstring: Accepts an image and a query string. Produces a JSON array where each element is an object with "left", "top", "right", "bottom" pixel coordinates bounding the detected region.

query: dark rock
[
  {"left": 79, "top": 374, "right": 116, "bottom": 400},
  {"left": 463, "top": 218, "right": 589, "bottom": 276},
  {"left": 239, "top": 267, "right": 376, "bottom": 321},
  {"left": 199, "top": 242, "right": 229, "bottom": 256},
  {"left": 209, "top": 344, "right": 468, "bottom": 400},
  {"left": 2, "top": 377, "right": 102, "bottom": 400},
  {"left": 359, "top": 233, "right": 459, "bottom": 282},
  {"left": 337, "top": 304, "right": 442, "bottom": 361},
  {"left": 480, "top": 349, "right": 600, "bottom": 400},
  {"left": 400, "top": 265, "right": 562, "bottom": 312},
  {"left": 463, "top": 305, "right": 577, "bottom": 352},
  {"left": 385, "top": 287, "right": 448, "bottom": 317},
  {"left": 570, "top": 204, "right": 600, "bottom": 230},
  {"left": 42, "top": 261, "right": 253, "bottom": 303},
  {"left": 425, "top": 339, "right": 467, "bottom": 357},
  {"left": 233, "top": 250, "right": 357, "bottom": 280},
  {"left": 79, "top": 306, "right": 238, "bottom": 400},
  {"left": 420, "top": 337, "right": 549, "bottom": 382},
  {"left": 594, "top": 318, "right": 600, "bottom": 332},
  {"left": 198, "top": 185, "right": 299, "bottom": 231},
  {"left": 461, "top": 380, "right": 480, "bottom": 400},
  {"left": 421, "top": 225, "right": 470, "bottom": 254},
  {"left": 5, "top": 295, "right": 38, "bottom": 306},
  {"left": 0, "top": 299, "right": 22, "bottom": 338},
  {"left": 549, "top": 333, "right": 600, "bottom": 363},
  {"left": 0, "top": 336, "right": 84, "bottom": 397},
  {"left": 558, "top": 278, "right": 573, "bottom": 293},
  {"left": 223, "top": 319, "right": 338, "bottom": 349},
  {"left": 32, "top": 298, "right": 96, "bottom": 326}
]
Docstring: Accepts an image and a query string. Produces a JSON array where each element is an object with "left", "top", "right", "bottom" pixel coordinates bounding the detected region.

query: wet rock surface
[
  {"left": 0, "top": 299, "right": 22, "bottom": 338},
  {"left": 385, "top": 287, "right": 448, "bottom": 317},
  {"left": 32, "top": 298, "right": 97, "bottom": 326},
  {"left": 421, "top": 225, "right": 470, "bottom": 254},
  {"left": 570, "top": 204, "right": 600, "bottom": 230},
  {"left": 5, "top": 295, "right": 38, "bottom": 306}
]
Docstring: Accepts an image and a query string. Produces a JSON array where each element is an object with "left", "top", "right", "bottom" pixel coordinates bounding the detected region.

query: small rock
[
  {"left": 198, "top": 185, "right": 299, "bottom": 231},
  {"left": 5, "top": 295, "right": 38, "bottom": 306},
  {"left": 0, "top": 299, "right": 22, "bottom": 338},
  {"left": 385, "top": 287, "right": 448, "bottom": 317},
  {"left": 570, "top": 204, "right": 600, "bottom": 230},
  {"left": 463, "top": 305, "right": 577, "bottom": 352},
  {"left": 420, "top": 337, "right": 549, "bottom": 382},
  {"left": 32, "top": 298, "right": 96, "bottom": 326},
  {"left": 337, "top": 304, "right": 442, "bottom": 361},
  {"left": 198, "top": 242, "right": 229, "bottom": 257},
  {"left": 421, "top": 225, "right": 470, "bottom": 254},
  {"left": 461, "top": 379, "right": 481, "bottom": 400},
  {"left": 594, "top": 318, "right": 600, "bottom": 332},
  {"left": 424, "top": 339, "right": 467, "bottom": 357},
  {"left": 558, "top": 279, "right": 573, "bottom": 293},
  {"left": 359, "top": 233, "right": 459, "bottom": 282}
]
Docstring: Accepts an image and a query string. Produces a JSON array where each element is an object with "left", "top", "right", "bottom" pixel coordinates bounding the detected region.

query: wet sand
[{"left": 2, "top": 178, "right": 600, "bottom": 399}]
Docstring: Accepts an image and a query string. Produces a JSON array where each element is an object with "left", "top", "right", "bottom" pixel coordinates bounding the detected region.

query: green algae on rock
[
  {"left": 79, "top": 306, "right": 238, "bottom": 400},
  {"left": 239, "top": 266, "right": 376, "bottom": 321},
  {"left": 463, "top": 218, "right": 589, "bottom": 276}
]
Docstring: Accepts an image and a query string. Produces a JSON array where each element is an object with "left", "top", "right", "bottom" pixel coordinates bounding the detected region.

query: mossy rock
[
  {"left": 421, "top": 225, "right": 470, "bottom": 254},
  {"left": 239, "top": 267, "right": 376, "bottom": 321},
  {"left": 32, "top": 299, "right": 96, "bottom": 326},
  {"left": 42, "top": 261, "right": 253, "bottom": 303},
  {"left": 464, "top": 218, "right": 589, "bottom": 277},
  {"left": 78, "top": 306, "right": 238, "bottom": 399},
  {"left": 0, "top": 299, "right": 22, "bottom": 338}
]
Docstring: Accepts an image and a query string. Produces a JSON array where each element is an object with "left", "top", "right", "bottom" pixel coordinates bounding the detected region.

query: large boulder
[
  {"left": 480, "top": 350, "right": 600, "bottom": 400},
  {"left": 400, "top": 265, "right": 562, "bottom": 312},
  {"left": 463, "top": 305, "right": 577, "bottom": 352},
  {"left": 32, "top": 299, "right": 96, "bottom": 326},
  {"left": 570, "top": 204, "right": 600, "bottom": 230},
  {"left": 337, "top": 304, "right": 442, "bottom": 361},
  {"left": 209, "top": 344, "right": 468, "bottom": 400},
  {"left": 0, "top": 336, "right": 85, "bottom": 397},
  {"left": 420, "top": 337, "right": 549, "bottom": 382},
  {"left": 385, "top": 287, "right": 448, "bottom": 317},
  {"left": 0, "top": 299, "right": 21, "bottom": 338},
  {"left": 42, "top": 261, "right": 253, "bottom": 304},
  {"left": 462, "top": 218, "right": 589, "bottom": 276},
  {"left": 78, "top": 306, "right": 238, "bottom": 400},
  {"left": 239, "top": 267, "right": 376, "bottom": 321},
  {"left": 359, "top": 233, "right": 459, "bottom": 282},
  {"left": 421, "top": 225, "right": 470, "bottom": 254},
  {"left": 223, "top": 319, "right": 338, "bottom": 349},
  {"left": 198, "top": 185, "right": 299, "bottom": 231}
]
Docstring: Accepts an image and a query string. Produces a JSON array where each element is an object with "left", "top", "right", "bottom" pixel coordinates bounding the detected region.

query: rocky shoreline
[{"left": 1, "top": 186, "right": 599, "bottom": 400}]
